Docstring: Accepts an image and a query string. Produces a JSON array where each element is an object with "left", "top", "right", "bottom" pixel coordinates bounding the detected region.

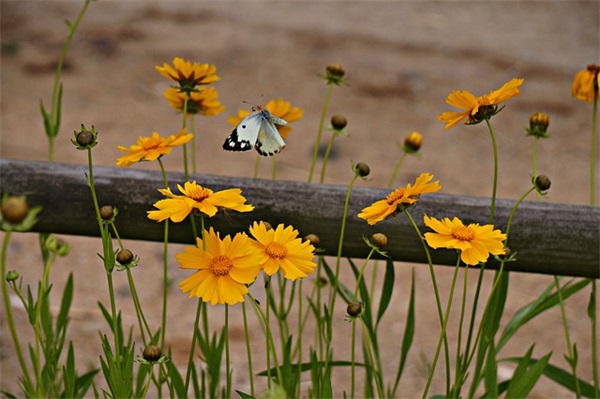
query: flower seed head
[
  {"left": 304, "top": 233, "right": 320, "bottom": 247},
  {"left": 527, "top": 112, "right": 550, "bottom": 138},
  {"left": 5, "top": 270, "right": 19, "bottom": 282},
  {"left": 1, "top": 196, "right": 30, "bottom": 224},
  {"left": 116, "top": 249, "right": 134, "bottom": 265},
  {"left": 76, "top": 130, "right": 94, "bottom": 147},
  {"left": 331, "top": 114, "right": 347, "bottom": 130},
  {"left": 534, "top": 175, "right": 551, "bottom": 192},
  {"left": 100, "top": 205, "right": 115, "bottom": 221},
  {"left": 347, "top": 302, "right": 362, "bottom": 317},
  {"left": 323, "top": 64, "right": 346, "bottom": 85},
  {"left": 142, "top": 345, "right": 163, "bottom": 362},
  {"left": 370, "top": 233, "right": 388, "bottom": 249},
  {"left": 403, "top": 131, "right": 423, "bottom": 153},
  {"left": 354, "top": 162, "right": 370, "bottom": 177},
  {"left": 71, "top": 124, "right": 98, "bottom": 150}
]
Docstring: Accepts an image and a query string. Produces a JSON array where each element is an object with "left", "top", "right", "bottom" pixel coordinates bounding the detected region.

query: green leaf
[
  {"left": 376, "top": 257, "right": 395, "bottom": 326},
  {"left": 497, "top": 278, "right": 590, "bottom": 350},
  {"left": 165, "top": 352, "right": 186, "bottom": 398},
  {"left": 321, "top": 258, "right": 355, "bottom": 304},
  {"left": 483, "top": 339, "right": 498, "bottom": 398},
  {"left": 56, "top": 273, "right": 74, "bottom": 336},
  {"left": 505, "top": 347, "right": 551, "bottom": 398},
  {"left": 235, "top": 390, "right": 255, "bottom": 399},
  {"left": 391, "top": 268, "right": 415, "bottom": 397}
]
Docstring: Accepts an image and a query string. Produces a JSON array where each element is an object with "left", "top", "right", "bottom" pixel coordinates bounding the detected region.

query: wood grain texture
[{"left": 1, "top": 158, "right": 598, "bottom": 278}]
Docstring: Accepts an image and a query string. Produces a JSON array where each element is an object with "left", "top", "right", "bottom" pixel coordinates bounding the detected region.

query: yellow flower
[
  {"left": 116, "top": 129, "right": 193, "bottom": 167},
  {"left": 572, "top": 64, "right": 600, "bottom": 103},
  {"left": 155, "top": 57, "right": 220, "bottom": 90},
  {"left": 227, "top": 98, "right": 304, "bottom": 139},
  {"left": 437, "top": 78, "right": 524, "bottom": 129},
  {"left": 147, "top": 181, "right": 254, "bottom": 223},
  {"left": 249, "top": 221, "right": 316, "bottom": 281},
  {"left": 358, "top": 172, "right": 442, "bottom": 225},
  {"left": 163, "top": 86, "right": 226, "bottom": 116},
  {"left": 423, "top": 215, "right": 506, "bottom": 266},
  {"left": 177, "top": 227, "right": 262, "bottom": 305}
]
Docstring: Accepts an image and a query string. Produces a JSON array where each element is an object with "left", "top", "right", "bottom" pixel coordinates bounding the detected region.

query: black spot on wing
[
  {"left": 223, "top": 128, "right": 253, "bottom": 152},
  {"left": 255, "top": 141, "right": 285, "bottom": 157}
]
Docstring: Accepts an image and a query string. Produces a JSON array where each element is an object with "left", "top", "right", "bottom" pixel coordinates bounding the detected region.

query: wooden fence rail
[{"left": 1, "top": 158, "right": 598, "bottom": 278}]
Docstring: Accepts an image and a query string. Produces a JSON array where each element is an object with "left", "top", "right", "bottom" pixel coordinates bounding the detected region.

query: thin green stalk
[
  {"left": 125, "top": 267, "right": 151, "bottom": 346},
  {"left": 308, "top": 83, "right": 334, "bottom": 183},
  {"left": 248, "top": 292, "right": 284, "bottom": 391},
  {"left": 532, "top": 136, "right": 541, "bottom": 201},
  {"left": 328, "top": 174, "right": 358, "bottom": 313},
  {"left": 554, "top": 275, "right": 582, "bottom": 398},
  {"left": 182, "top": 94, "right": 190, "bottom": 180},
  {"left": 44, "top": 0, "right": 91, "bottom": 161},
  {"left": 185, "top": 301, "right": 202, "bottom": 393},
  {"left": 450, "top": 264, "right": 470, "bottom": 397},
  {"left": 423, "top": 256, "right": 462, "bottom": 399},
  {"left": 296, "top": 279, "right": 303, "bottom": 398},
  {"left": 241, "top": 301, "right": 255, "bottom": 397},
  {"left": 190, "top": 116, "right": 197, "bottom": 174},
  {"left": 404, "top": 210, "right": 450, "bottom": 388},
  {"left": 360, "top": 318, "right": 385, "bottom": 398},
  {"left": 271, "top": 157, "right": 277, "bottom": 181},
  {"left": 140, "top": 364, "right": 155, "bottom": 399},
  {"left": 590, "top": 89, "right": 598, "bottom": 397},
  {"left": 484, "top": 118, "right": 499, "bottom": 224},
  {"left": 350, "top": 319, "right": 357, "bottom": 399},
  {"left": 1, "top": 232, "right": 34, "bottom": 388},
  {"left": 319, "top": 131, "right": 336, "bottom": 184},
  {"left": 353, "top": 249, "right": 375, "bottom": 298},
  {"left": 225, "top": 305, "right": 231, "bottom": 398},
  {"left": 157, "top": 159, "right": 169, "bottom": 350},
  {"left": 388, "top": 152, "right": 407, "bottom": 189}
]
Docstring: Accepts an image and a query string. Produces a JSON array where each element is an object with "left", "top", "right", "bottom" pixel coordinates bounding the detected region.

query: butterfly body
[{"left": 223, "top": 107, "right": 287, "bottom": 156}]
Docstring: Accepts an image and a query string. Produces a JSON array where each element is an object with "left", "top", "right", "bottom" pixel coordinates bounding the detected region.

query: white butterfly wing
[
  {"left": 222, "top": 112, "right": 263, "bottom": 152},
  {"left": 255, "top": 117, "right": 286, "bottom": 156}
]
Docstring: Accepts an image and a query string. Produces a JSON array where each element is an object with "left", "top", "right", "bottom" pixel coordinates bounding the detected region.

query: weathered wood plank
[{"left": 1, "top": 158, "right": 598, "bottom": 278}]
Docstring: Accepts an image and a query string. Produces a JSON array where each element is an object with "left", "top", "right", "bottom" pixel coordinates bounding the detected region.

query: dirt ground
[{"left": 1, "top": 1, "right": 598, "bottom": 398}]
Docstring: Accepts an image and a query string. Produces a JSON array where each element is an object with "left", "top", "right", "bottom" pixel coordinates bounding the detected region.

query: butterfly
[{"left": 223, "top": 106, "right": 287, "bottom": 156}]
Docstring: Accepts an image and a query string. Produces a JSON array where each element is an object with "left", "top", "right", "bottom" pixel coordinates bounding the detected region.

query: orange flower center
[
  {"left": 209, "top": 255, "right": 233, "bottom": 276},
  {"left": 452, "top": 226, "right": 475, "bottom": 242},
  {"left": 188, "top": 187, "right": 212, "bottom": 202},
  {"left": 265, "top": 242, "right": 288, "bottom": 259},
  {"left": 386, "top": 188, "right": 407, "bottom": 205}
]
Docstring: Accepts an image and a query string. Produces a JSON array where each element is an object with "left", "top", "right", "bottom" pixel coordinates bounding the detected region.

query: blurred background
[{"left": 1, "top": 1, "right": 598, "bottom": 397}]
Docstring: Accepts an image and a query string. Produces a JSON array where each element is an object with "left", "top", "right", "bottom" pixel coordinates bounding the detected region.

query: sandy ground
[{"left": 1, "top": 1, "right": 598, "bottom": 397}]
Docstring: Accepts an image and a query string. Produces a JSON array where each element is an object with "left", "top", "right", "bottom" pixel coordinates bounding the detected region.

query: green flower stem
[
  {"left": 248, "top": 292, "right": 284, "bottom": 391},
  {"left": 1, "top": 232, "right": 33, "bottom": 388},
  {"left": 532, "top": 136, "right": 541, "bottom": 201},
  {"left": 328, "top": 174, "right": 358, "bottom": 314},
  {"left": 484, "top": 118, "right": 499, "bottom": 224},
  {"left": 590, "top": 90, "right": 598, "bottom": 397},
  {"left": 404, "top": 210, "right": 450, "bottom": 389},
  {"left": 350, "top": 319, "right": 357, "bottom": 399},
  {"left": 353, "top": 248, "right": 375, "bottom": 298},
  {"left": 125, "top": 267, "right": 151, "bottom": 346},
  {"left": 241, "top": 301, "right": 255, "bottom": 397},
  {"left": 555, "top": 275, "right": 582, "bottom": 398},
  {"left": 140, "top": 364, "right": 155, "bottom": 399},
  {"left": 451, "top": 264, "right": 470, "bottom": 397},
  {"left": 271, "top": 157, "right": 277, "bottom": 181},
  {"left": 184, "top": 300, "right": 202, "bottom": 393},
  {"left": 225, "top": 304, "right": 231, "bottom": 398},
  {"left": 253, "top": 155, "right": 260, "bottom": 179},
  {"left": 360, "top": 318, "right": 385, "bottom": 398},
  {"left": 308, "top": 83, "right": 334, "bottom": 183},
  {"left": 295, "top": 279, "right": 303, "bottom": 398},
  {"left": 182, "top": 94, "right": 190, "bottom": 180},
  {"left": 319, "top": 130, "right": 337, "bottom": 184},
  {"left": 157, "top": 159, "right": 170, "bottom": 350},
  {"left": 45, "top": 0, "right": 91, "bottom": 161},
  {"left": 190, "top": 116, "right": 198, "bottom": 175},
  {"left": 388, "top": 152, "right": 407, "bottom": 189},
  {"left": 423, "top": 256, "right": 462, "bottom": 399},
  {"left": 87, "top": 148, "right": 121, "bottom": 360}
]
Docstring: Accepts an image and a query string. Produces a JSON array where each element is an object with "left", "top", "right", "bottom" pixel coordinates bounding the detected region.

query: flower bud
[
  {"left": 403, "top": 131, "right": 422, "bottom": 153},
  {"left": 5, "top": 270, "right": 19, "bottom": 282},
  {"left": 1, "top": 196, "right": 30, "bottom": 224},
  {"left": 44, "top": 235, "right": 71, "bottom": 257},
  {"left": 527, "top": 112, "right": 550, "bottom": 138},
  {"left": 534, "top": 175, "right": 551, "bottom": 192},
  {"left": 354, "top": 162, "right": 370, "bottom": 177},
  {"left": 116, "top": 249, "right": 134, "bottom": 265},
  {"left": 71, "top": 124, "right": 98, "bottom": 150},
  {"left": 323, "top": 64, "right": 346, "bottom": 85},
  {"left": 142, "top": 345, "right": 163, "bottom": 362},
  {"left": 304, "top": 233, "right": 320, "bottom": 247},
  {"left": 347, "top": 302, "right": 362, "bottom": 317},
  {"left": 331, "top": 114, "right": 347, "bottom": 130},
  {"left": 370, "top": 233, "right": 388, "bottom": 249},
  {"left": 100, "top": 205, "right": 115, "bottom": 221},
  {"left": 262, "top": 221, "right": 273, "bottom": 231}
]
